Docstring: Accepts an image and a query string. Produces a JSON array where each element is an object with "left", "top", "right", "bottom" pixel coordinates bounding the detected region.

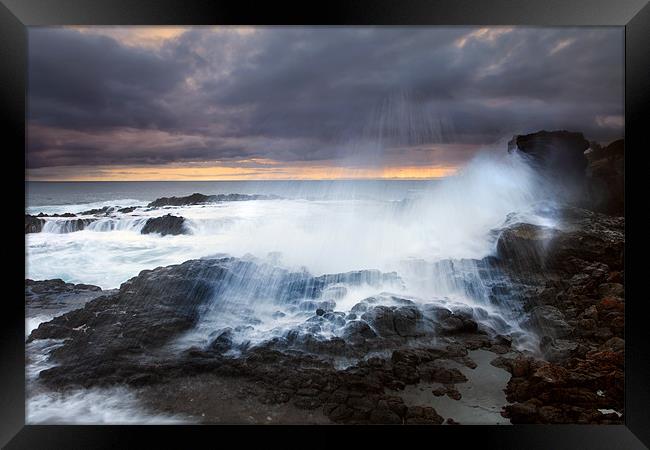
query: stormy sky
[{"left": 27, "top": 26, "right": 624, "bottom": 180}]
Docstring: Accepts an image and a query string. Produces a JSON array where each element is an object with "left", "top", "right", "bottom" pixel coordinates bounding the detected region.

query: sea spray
[{"left": 27, "top": 150, "right": 556, "bottom": 352}]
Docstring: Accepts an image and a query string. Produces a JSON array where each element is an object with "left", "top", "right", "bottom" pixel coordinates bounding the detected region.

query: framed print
[{"left": 1, "top": 0, "right": 648, "bottom": 448}]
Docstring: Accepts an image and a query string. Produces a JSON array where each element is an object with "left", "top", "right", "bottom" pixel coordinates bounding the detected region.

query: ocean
[
  {"left": 26, "top": 179, "right": 438, "bottom": 208},
  {"left": 25, "top": 153, "right": 555, "bottom": 289}
]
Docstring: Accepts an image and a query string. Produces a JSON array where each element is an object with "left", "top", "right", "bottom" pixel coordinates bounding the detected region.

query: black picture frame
[{"left": 2, "top": 0, "right": 648, "bottom": 448}]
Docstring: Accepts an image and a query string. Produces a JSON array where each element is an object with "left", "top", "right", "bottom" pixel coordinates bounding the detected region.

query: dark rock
[
  {"left": 496, "top": 223, "right": 560, "bottom": 271},
  {"left": 26, "top": 215, "right": 96, "bottom": 233},
  {"left": 28, "top": 258, "right": 241, "bottom": 386},
  {"left": 496, "top": 207, "right": 624, "bottom": 273},
  {"left": 539, "top": 336, "right": 578, "bottom": 363},
  {"left": 148, "top": 193, "right": 212, "bottom": 207},
  {"left": 361, "top": 306, "right": 397, "bottom": 337},
  {"left": 209, "top": 328, "right": 234, "bottom": 353},
  {"left": 508, "top": 130, "right": 589, "bottom": 197},
  {"left": 405, "top": 406, "right": 444, "bottom": 425},
  {"left": 141, "top": 214, "right": 187, "bottom": 236},
  {"left": 369, "top": 403, "right": 402, "bottom": 424},
  {"left": 393, "top": 305, "right": 433, "bottom": 337},
  {"left": 341, "top": 320, "right": 377, "bottom": 341},
  {"left": 147, "top": 193, "right": 281, "bottom": 208},
  {"left": 600, "top": 337, "right": 624, "bottom": 353},
  {"left": 419, "top": 360, "right": 467, "bottom": 384},
  {"left": 446, "top": 388, "right": 462, "bottom": 400},
  {"left": 316, "top": 308, "right": 325, "bottom": 316},
  {"left": 26, "top": 279, "right": 108, "bottom": 318},
  {"left": 432, "top": 387, "right": 446, "bottom": 397},
  {"left": 54, "top": 218, "right": 97, "bottom": 233},
  {"left": 25, "top": 214, "right": 45, "bottom": 233},
  {"left": 392, "top": 363, "right": 420, "bottom": 384},
  {"left": 597, "top": 283, "right": 624, "bottom": 298},
  {"left": 79, "top": 206, "right": 113, "bottom": 216},
  {"left": 421, "top": 304, "right": 452, "bottom": 321},
  {"left": 350, "top": 302, "right": 369, "bottom": 314},
  {"left": 585, "top": 138, "right": 624, "bottom": 215},
  {"left": 36, "top": 212, "right": 77, "bottom": 218},
  {"left": 525, "top": 306, "right": 573, "bottom": 338},
  {"left": 118, "top": 206, "right": 137, "bottom": 213}
]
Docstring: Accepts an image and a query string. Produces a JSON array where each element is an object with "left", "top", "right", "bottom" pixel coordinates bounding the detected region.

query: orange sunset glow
[{"left": 27, "top": 162, "right": 459, "bottom": 182}]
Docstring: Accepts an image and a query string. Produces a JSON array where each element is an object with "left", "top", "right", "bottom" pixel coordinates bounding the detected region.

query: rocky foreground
[
  {"left": 26, "top": 201, "right": 624, "bottom": 424},
  {"left": 25, "top": 131, "right": 625, "bottom": 424}
]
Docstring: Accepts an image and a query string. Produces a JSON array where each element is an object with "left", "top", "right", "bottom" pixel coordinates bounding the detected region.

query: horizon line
[{"left": 25, "top": 177, "right": 451, "bottom": 183}]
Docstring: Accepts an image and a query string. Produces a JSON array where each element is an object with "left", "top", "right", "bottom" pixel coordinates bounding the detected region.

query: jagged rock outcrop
[
  {"left": 508, "top": 130, "right": 589, "bottom": 178},
  {"left": 492, "top": 204, "right": 625, "bottom": 424},
  {"left": 141, "top": 214, "right": 187, "bottom": 236},
  {"left": 508, "top": 130, "right": 591, "bottom": 205}
]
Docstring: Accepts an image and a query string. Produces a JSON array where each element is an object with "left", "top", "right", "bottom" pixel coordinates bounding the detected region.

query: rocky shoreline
[
  {"left": 25, "top": 130, "right": 625, "bottom": 424},
  {"left": 25, "top": 193, "right": 284, "bottom": 235}
]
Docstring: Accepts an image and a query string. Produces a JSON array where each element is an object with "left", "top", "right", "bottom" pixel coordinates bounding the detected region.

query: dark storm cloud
[{"left": 27, "top": 26, "right": 624, "bottom": 170}]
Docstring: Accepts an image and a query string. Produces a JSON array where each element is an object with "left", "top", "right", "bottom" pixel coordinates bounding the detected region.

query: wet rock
[
  {"left": 209, "top": 329, "right": 234, "bottom": 353},
  {"left": 393, "top": 306, "right": 420, "bottom": 335},
  {"left": 392, "top": 363, "right": 420, "bottom": 384},
  {"left": 496, "top": 223, "right": 560, "bottom": 271},
  {"left": 491, "top": 355, "right": 532, "bottom": 378},
  {"left": 25, "top": 214, "right": 45, "bottom": 233},
  {"left": 393, "top": 305, "right": 433, "bottom": 337},
  {"left": 496, "top": 208, "right": 624, "bottom": 274},
  {"left": 36, "top": 212, "right": 77, "bottom": 218},
  {"left": 79, "top": 206, "right": 113, "bottom": 216},
  {"left": 600, "top": 337, "right": 624, "bottom": 353},
  {"left": 525, "top": 306, "right": 573, "bottom": 338},
  {"left": 508, "top": 130, "right": 589, "bottom": 189},
  {"left": 341, "top": 320, "right": 377, "bottom": 341},
  {"left": 539, "top": 336, "right": 578, "bottom": 363},
  {"left": 505, "top": 401, "right": 539, "bottom": 423},
  {"left": 446, "top": 388, "right": 462, "bottom": 400},
  {"left": 361, "top": 306, "right": 397, "bottom": 337},
  {"left": 26, "top": 279, "right": 107, "bottom": 318},
  {"left": 585, "top": 138, "right": 624, "bottom": 215},
  {"left": 419, "top": 360, "right": 467, "bottom": 384},
  {"left": 28, "top": 258, "right": 242, "bottom": 385},
  {"left": 317, "top": 300, "right": 336, "bottom": 311},
  {"left": 27, "top": 216, "right": 97, "bottom": 233},
  {"left": 421, "top": 304, "right": 452, "bottom": 321},
  {"left": 148, "top": 192, "right": 281, "bottom": 208},
  {"left": 405, "top": 406, "right": 444, "bottom": 425},
  {"left": 369, "top": 402, "right": 402, "bottom": 424},
  {"left": 350, "top": 302, "right": 368, "bottom": 314},
  {"left": 597, "top": 283, "right": 624, "bottom": 298},
  {"left": 432, "top": 386, "right": 446, "bottom": 397},
  {"left": 141, "top": 214, "right": 187, "bottom": 236}
]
